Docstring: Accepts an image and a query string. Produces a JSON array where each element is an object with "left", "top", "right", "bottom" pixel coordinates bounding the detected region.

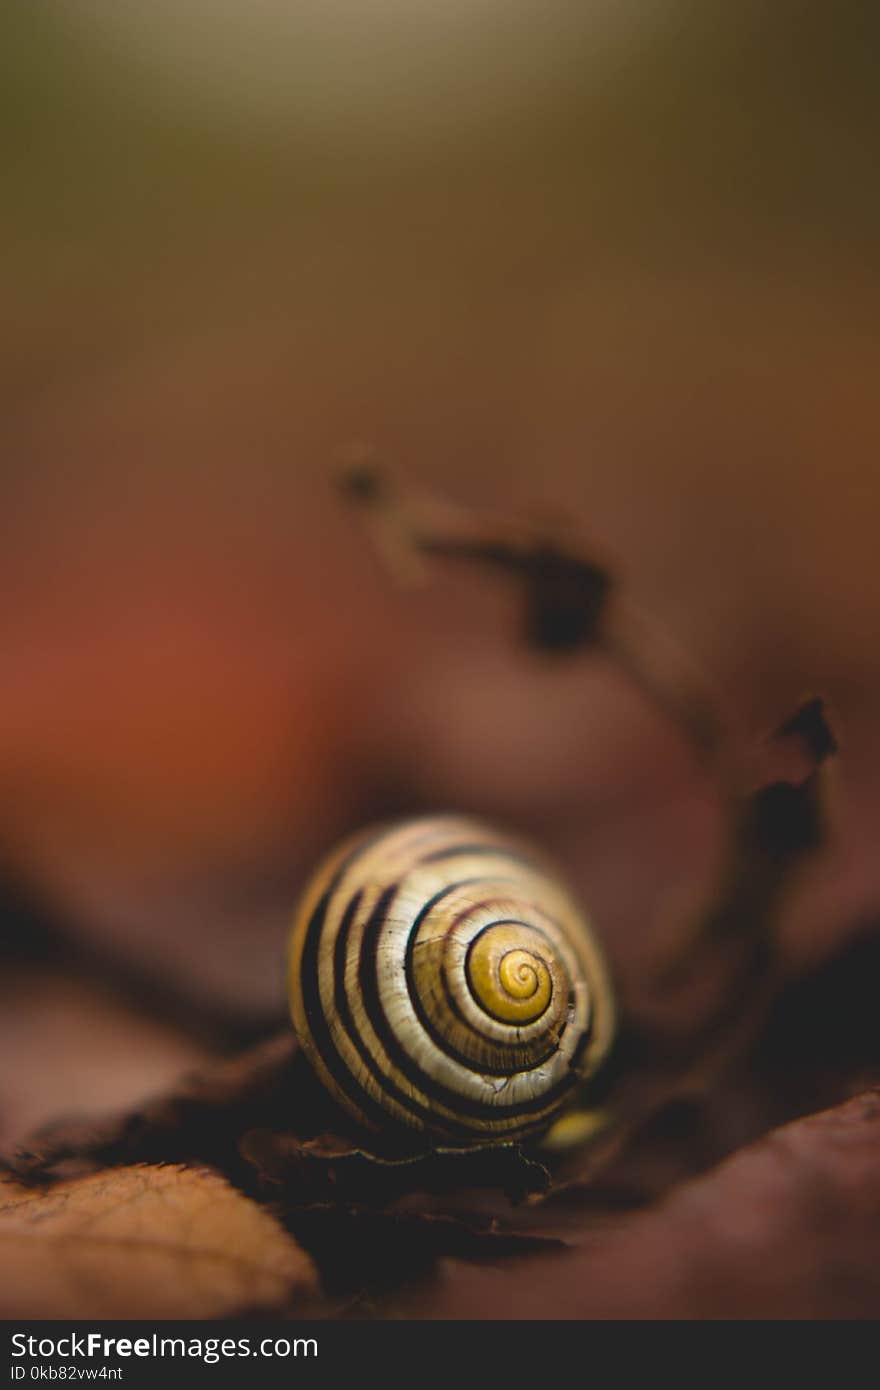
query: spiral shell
[{"left": 288, "top": 815, "right": 616, "bottom": 1145}]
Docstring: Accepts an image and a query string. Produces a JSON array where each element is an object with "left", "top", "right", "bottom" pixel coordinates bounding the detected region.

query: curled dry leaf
[
  {"left": 0, "top": 964, "right": 210, "bottom": 1151},
  {"left": 7, "top": 1033, "right": 302, "bottom": 1181},
  {"left": 0, "top": 1164, "right": 318, "bottom": 1319},
  {"left": 11, "top": 1032, "right": 550, "bottom": 1210},
  {"left": 393, "top": 1091, "right": 880, "bottom": 1319},
  {"left": 240, "top": 1128, "right": 550, "bottom": 1206}
]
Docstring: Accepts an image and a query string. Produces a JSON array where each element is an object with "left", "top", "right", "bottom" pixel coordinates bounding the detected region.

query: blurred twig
[
  {"left": 341, "top": 462, "right": 735, "bottom": 788},
  {"left": 340, "top": 463, "right": 839, "bottom": 1091}
]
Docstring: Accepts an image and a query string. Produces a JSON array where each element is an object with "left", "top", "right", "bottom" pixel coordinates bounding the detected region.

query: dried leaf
[
  {"left": 241, "top": 1128, "right": 550, "bottom": 1206},
  {"left": 0, "top": 965, "right": 210, "bottom": 1151},
  {"left": 7, "top": 1033, "right": 301, "bottom": 1180},
  {"left": 394, "top": 1091, "right": 880, "bottom": 1319},
  {"left": 0, "top": 1164, "right": 318, "bottom": 1318}
]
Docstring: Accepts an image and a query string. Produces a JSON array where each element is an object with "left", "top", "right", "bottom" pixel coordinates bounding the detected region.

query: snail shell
[{"left": 288, "top": 815, "right": 616, "bottom": 1145}]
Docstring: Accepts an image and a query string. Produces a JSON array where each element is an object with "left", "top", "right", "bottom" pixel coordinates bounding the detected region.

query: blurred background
[{"left": 1, "top": 1, "right": 878, "bottom": 1146}]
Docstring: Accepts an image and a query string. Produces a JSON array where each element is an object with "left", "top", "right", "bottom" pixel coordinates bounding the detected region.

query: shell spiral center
[{"left": 466, "top": 922, "right": 555, "bottom": 1025}]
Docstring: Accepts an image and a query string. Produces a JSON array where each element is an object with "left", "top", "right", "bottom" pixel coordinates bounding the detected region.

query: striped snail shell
[{"left": 288, "top": 815, "right": 616, "bottom": 1146}]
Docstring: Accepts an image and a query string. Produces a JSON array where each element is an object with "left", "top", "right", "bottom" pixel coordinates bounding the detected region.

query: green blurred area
[{"left": 4, "top": 2, "right": 879, "bottom": 275}]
